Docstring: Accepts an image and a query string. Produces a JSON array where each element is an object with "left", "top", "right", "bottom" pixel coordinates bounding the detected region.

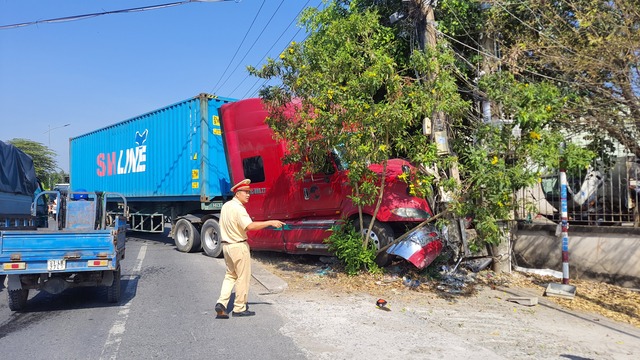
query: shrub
[{"left": 325, "top": 223, "right": 381, "bottom": 276}]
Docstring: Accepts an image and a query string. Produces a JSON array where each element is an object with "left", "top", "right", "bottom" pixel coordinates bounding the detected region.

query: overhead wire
[
  {"left": 437, "top": 30, "right": 569, "bottom": 85},
  {"left": 209, "top": 0, "right": 267, "bottom": 93},
  {"left": 241, "top": 25, "right": 305, "bottom": 99},
  {"left": 213, "top": 0, "right": 287, "bottom": 95},
  {"left": 491, "top": 0, "right": 605, "bottom": 66},
  {"left": 229, "top": 0, "right": 313, "bottom": 97},
  {"left": 240, "top": 0, "right": 324, "bottom": 99},
  {"left": 0, "top": 0, "right": 231, "bottom": 30}
]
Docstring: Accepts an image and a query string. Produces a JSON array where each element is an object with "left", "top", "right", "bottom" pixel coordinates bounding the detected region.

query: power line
[
  {"left": 229, "top": 0, "right": 313, "bottom": 96},
  {"left": 209, "top": 0, "right": 267, "bottom": 93},
  {"left": 213, "top": 0, "right": 287, "bottom": 95},
  {"left": 0, "top": 0, "right": 232, "bottom": 30},
  {"left": 240, "top": 26, "right": 305, "bottom": 99}
]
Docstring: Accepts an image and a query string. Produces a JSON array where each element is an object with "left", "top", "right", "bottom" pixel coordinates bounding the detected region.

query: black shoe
[
  {"left": 232, "top": 309, "right": 256, "bottom": 317},
  {"left": 215, "top": 303, "right": 229, "bottom": 319}
]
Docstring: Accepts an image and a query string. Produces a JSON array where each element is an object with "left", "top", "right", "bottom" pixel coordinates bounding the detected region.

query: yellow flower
[
  {"left": 498, "top": 201, "right": 504, "bottom": 207},
  {"left": 545, "top": 105, "right": 552, "bottom": 112},
  {"left": 279, "top": 53, "right": 285, "bottom": 59},
  {"left": 491, "top": 156, "right": 498, "bottom": 165},
  {"left": 379, "top": 145, "right": 387, "bottom": 152},
  {"left": 398, "top": 172, "right": 408, "bottom": 181},
  {"left": 288, "top": 48, "right": 294, "bottom": 54},
  {"left": 529, "top": 131, "right": 541, "bottom": 140},
  {"left": 431, "top": 89, "right": 436, "bottom": 94},
  {"left": 327, "top": 89, "right": 334, "bottom": 99},
  {"left": 291, "top": 41, "right": 296, "bottom": 46}
]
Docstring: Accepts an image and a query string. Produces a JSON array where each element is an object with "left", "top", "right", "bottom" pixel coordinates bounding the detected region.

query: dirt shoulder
[{"left": 253, "top": 253, "right": 640, "bottom": 360}]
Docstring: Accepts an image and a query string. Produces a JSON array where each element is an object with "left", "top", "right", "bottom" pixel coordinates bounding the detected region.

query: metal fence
[{"left": 516, "top": 156, "right": 640, "bottom": 226}]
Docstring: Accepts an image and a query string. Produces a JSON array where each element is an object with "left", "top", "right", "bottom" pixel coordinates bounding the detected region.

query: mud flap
[{"left": 7, "top": 274, "right": 23, "bottom": 291}]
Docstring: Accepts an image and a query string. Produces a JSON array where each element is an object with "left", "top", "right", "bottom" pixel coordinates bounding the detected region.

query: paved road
[{"left": 0, "top": 233, "right": 305, "bottom": 360}]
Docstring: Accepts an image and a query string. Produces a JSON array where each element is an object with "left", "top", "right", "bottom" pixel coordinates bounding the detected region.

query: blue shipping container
[{"left": 70, "top": 94, "right": 236, "bottom": 201}]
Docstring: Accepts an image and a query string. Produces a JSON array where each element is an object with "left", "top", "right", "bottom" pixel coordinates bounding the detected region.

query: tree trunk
[{"left": 490, "top": 221, "right": 513, "bottom": 273}]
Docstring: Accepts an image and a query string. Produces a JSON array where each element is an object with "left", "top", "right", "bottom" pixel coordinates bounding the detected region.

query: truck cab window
[
  {"left": 243, "top": 156, "right": 265, "bottom": 183},
  {"left": 320, "top": 154, "right": 336, "bottom": 175}
]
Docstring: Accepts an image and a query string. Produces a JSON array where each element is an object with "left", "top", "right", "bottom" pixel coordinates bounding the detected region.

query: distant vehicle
[
  {"left": 69, "top": 94, "right": 442, "bottom": 266},
  {"left": 540, "top": 156, "right": 639, "bottom": 224},
  {"left": 53, "top": 183, "right": 70, "bottom": 195}
]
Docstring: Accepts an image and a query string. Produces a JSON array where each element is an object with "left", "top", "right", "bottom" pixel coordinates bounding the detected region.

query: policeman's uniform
[{"left": 216, "top": 179, "right": 253, "bottom": 314}]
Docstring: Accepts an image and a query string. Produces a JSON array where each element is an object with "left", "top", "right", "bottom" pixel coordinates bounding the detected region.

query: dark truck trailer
[
  {"left": 0, "top": 140, "right": 47, "bottom": 229},
  {"left": 70, "top": 94, "right": 441, "bottom": 266}
]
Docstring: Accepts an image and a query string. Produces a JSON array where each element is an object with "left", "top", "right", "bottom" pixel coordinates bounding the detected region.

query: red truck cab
[{"left": 220, "top": 98, "right": 434, "bottom": 256}]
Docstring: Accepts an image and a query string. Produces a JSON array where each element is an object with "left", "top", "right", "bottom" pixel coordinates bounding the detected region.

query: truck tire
[
  {"left": 355, "top": 216, "right": 395, "bottom": 267},
  {"left": 201, "top": 219, "right": 223, "bottom": 258},
  {"left": 8, "top": 288, "right": 29, "bottom": 311},
  {"left": 107, "top": 267, "right": 121, "bottom": 303},
  {"left": 174, "top": 218, "right": 202, "bottom": 253}
]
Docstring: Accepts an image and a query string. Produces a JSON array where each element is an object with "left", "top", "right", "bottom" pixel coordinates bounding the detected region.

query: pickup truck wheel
[
  {"left": 201, "top": 219, "right": 223, "bottom": 258},
  {"left": 356, "top": 216, "right": 395, "bottom": 267},
  {"left": 8, "top": 289, "right": 29, "bottom": 311},
  {"left": 107, "top": 268, "right": 121, "bottom": 303},
  {"left": 174, "top": 218, "right": 202, "bottom": 253}
]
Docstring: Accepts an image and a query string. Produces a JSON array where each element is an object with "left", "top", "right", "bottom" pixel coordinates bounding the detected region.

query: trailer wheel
[
  {"left": 355, "top": 216, "right": 395, "bottom": 267},
  {"left": 201, "top": 219, "right": 223, "bottom": 258},
  {"left": 8, "top": 288, "right": 29, "bottom": 311},
  {"left": 174, "top": 218, "right": 202, "bottom": 253},
  {"left": 107, "top": 267, "right": 121, "bottom": 303}
]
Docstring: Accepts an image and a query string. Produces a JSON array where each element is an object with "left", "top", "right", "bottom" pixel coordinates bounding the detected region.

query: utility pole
[
  {"left": 415, "top": 0, "right": 465, "bottom": 259},
  {"left": 43, "top": 123, "right": 71, "bottom": 189}
]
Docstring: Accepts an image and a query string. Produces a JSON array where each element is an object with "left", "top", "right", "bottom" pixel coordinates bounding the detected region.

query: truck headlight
[{"left": 391, "top": 208, "right": 430, "bottom": 219}]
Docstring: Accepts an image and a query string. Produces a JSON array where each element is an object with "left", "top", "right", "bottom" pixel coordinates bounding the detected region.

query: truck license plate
[{"left": 47, "top": 259, "right": 66, "bottom": 271}]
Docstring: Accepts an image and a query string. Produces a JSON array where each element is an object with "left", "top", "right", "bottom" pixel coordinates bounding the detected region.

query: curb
[{"left": 252, "top": 260, "right": 288, "bottom": 294}]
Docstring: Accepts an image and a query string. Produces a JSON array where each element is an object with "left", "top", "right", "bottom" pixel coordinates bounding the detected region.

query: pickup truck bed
[{"left": 0, "top": 228, "right": 124, "bottom": 274}]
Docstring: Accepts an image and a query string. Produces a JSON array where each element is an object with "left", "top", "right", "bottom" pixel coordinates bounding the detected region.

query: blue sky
[{"left": 0, "top": 0, "right": 317, "bottom": 172}]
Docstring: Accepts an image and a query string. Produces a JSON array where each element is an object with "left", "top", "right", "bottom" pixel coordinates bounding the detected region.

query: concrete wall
[{"left": 514, "top": 224, "right": 640, "bottom": 288}]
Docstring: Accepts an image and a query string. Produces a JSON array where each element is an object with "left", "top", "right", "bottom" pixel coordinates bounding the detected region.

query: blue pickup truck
[{"left": 0, "top": 190, "right": 128, "bottom": 311}]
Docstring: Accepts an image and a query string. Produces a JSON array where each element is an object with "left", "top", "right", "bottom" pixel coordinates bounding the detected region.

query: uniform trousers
[{"left": 216, "top": 241, "right": 251, "bottom": 313}]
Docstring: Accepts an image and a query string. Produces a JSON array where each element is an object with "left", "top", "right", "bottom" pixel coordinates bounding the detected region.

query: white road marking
[{"left": 100, "top": 244, "right": 147, "bottom": 360}]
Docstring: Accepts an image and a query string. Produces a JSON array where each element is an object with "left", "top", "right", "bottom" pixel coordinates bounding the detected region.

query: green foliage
[
  {"left": 484, "top": 0, "right": 640, "bottom": 158},
  {"left": 325, "top": 223, "right": 381, "bottom": 276},
  {"left": 455, "top": 73, "right": 595, "bottom": 244},
  {"left": 7, "top": 138, "right": 62, "bottom": 187},
  {"left": 249, "top": 1, "right": 467, "bottom": 214},
  {"left": 248, "top": 0, "right": 608, "bottom": 255}
]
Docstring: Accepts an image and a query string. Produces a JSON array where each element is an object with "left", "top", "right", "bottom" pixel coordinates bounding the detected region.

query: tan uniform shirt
[{"left": 219, "top": 197, "right": 253, "bottom": 244}]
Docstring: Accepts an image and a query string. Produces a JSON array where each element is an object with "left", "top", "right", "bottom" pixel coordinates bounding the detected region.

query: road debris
[{"left": 506, "top": 296, "right": 539, "bottom": 306}]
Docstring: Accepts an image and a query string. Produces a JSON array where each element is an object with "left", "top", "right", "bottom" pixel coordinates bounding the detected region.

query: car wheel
[{"left": 355, "top": 216, "right": 395, "bottom": 267}]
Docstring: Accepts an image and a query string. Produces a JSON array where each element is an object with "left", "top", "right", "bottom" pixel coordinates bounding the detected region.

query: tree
[
  {"left": 485, "top": 0, "right": 640, "bottom": 158},
  {"left": 358, "top": 0, "right": 595, "bottom": 251},
  {"left": 249, "top": 1, "right": 467, "bottom": 260},
  {"left": 7, "top": 138, "right": 62, "bottom": 188},
  {"left": 250, "top": 1, "right": 596, "bottom": 271}
]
